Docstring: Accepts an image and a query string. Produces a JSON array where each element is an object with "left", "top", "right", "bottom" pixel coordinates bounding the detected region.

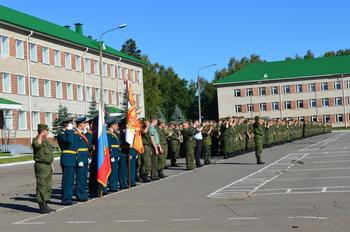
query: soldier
[
  {"left": 141, "top": 119, "right": 152, "bottom": 182},
  {"left": 158, "top": 119, "right": 168, "bottom": 178},
  {"left": 194, "top": 120, "right": 203, "bottom": 168},
  {"left": 181, "top": 121, "right": 197, "bottom": 170},
  {"left": 221, "top": 118, "right": 232, "bottom": 159},
  {"left": 149, "top": 116, "right": 162, "bottom": 180},
  {"left": 57, "top": 117, "right": 76, "bottom": 205},
  {"left": 86, "top": 116, "right": 98, "bottom": 198},
  {"left": 74, "top": 116, "right": 90, "bottom": 201},
  {"left": 106, "top": 117, "right": 122, "bottom": 192},
  {"left": 202, "top": 121, "right": 213, "bottom": 165},
  {"left": 253, "top": 116, "right": 265, "bottom": 165},
  {"left": 168, "top": 121, "right": 181, "bottom": 167},
  {"left": 32, "top": 124, "right": 55, "bottom": 214}
]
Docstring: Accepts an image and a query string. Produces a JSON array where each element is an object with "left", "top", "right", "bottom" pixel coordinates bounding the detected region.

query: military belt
[
  {"left": 62, "top": 150, "right": 77, "bottom": 155},
  {"left": 77, "top": 148, "right": 89, "bottom": 152},
  {"left": 111, "top": 145, "right": 120, "bottom": 148}
]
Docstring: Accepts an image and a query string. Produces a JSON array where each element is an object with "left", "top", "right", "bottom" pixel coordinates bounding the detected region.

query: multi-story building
[
  {"left": 214, "top": 55, "right": 350, "bottom": 127},
  {"left": 0, "top": 5, "right": 144, "bottom": 146}
]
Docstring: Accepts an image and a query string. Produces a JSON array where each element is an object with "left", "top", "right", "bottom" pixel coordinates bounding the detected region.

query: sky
[{"left": 1, "top": 0, "right": 350, "bottom": 82}]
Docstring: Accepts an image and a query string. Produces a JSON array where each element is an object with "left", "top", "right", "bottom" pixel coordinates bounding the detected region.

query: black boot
[
  {"left": 158, "top": 170, "right": 167, "bottom": 178},
  {"left": 38, "top": 202, "right": 50, "bottom": 214},
  {"left": 142, "top": 176, "right": 151, "bottom": 183},
  {"left": 44, "top": 202, "right": 56, "bottom": 212},
  {"left": 257, "top": 157, "right": 265, "bottom": 165}
]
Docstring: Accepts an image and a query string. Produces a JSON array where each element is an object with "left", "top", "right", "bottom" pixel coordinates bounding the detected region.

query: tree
[
  {"left": 323, "top": 51, "right": 336, "bottom": 57},
  {"left": 157, "top": 107, "right": 166, "bottom": 122},
  {"left": 88, "top": 100, "right": 98, "bottom": 118},
  {"left": 171, "top": 105, "right": 185, "bottom": 123},
  {"left": 52, "top": 104, "right": 71, "bottom": 136},
  {"left": 121, "top": 39, "right": 142, "bottom": 59},
  {"left": 304, "top": 50, "right": 314, "bottom": 59}
]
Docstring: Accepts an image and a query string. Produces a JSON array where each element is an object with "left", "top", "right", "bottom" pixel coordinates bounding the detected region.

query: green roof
[
  {"left": 0, "top": 98, "right": 21, "bottom": 105},
  {"left": 214, "top": 55, "right": 350, "bottom": 85},
  {"left": 107, "top": 106, "right": 123, "bottom": 114},
  {"left": 0, "top": 5, "right": 143, "bottom": 65}
]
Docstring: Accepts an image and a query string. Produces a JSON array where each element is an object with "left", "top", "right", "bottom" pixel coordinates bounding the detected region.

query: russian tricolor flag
[{"left": 97, "top": 103, "right": 111, "bottom": 187}]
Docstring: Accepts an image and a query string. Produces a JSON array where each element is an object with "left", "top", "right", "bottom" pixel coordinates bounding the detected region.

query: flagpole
[{"left": 127, "top": 80, "right": 131, "bottom": 188}]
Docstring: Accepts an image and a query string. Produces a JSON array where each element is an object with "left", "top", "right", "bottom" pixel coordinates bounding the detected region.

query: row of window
[
  {"left": 295, "top": 115, "right": 344, "bottom": 123},
  {"left": 3, "top": 110, "right": 52, "bottom": 131},
  {"left": 233, "top": 81, "right": 347, "bottom": 97},
  {"left": 1, "top": 72, "right": 141, "bottom": 106},
  {"left": 234, "top": 97, "right": 347, "bottom": 113},
  {"left": 0, "top": 35, "right": 142, "bottom": 83}
]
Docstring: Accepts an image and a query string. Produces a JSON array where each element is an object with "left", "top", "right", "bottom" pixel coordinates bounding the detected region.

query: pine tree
[
  {"left": 157, "top": 108, "right": 166, "bottom": 122},
  {"left": 88, "top": 100, "right": 98, "bottom": 118},
  {"left": 171, "top": 105, "right": 185, "bottom": 123},
  {"left": 52, "top": 104, "right": 71, "bottom": 136}
]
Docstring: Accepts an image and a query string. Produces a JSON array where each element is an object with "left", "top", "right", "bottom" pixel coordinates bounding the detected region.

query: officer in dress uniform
[
  {"left": 57, "top": 117, "right": 76, "bottom": 205},
  {"left": 106, "top": 117, "right": 122, "bottom": 192},
  {"left": 86, "top": 116, "right": 98, "bottom": 198},
  {"left": 74, "top": 116, "right": 90, "bottom": 201},
  {"left": 118, "top": 121, "right": 130, "bottom": 189}
]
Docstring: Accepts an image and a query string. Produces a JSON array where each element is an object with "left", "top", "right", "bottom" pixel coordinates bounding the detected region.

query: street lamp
[
  {"left": 98, "top": 24, "right": 127, "bottom": 109},
  {"left": 197, "top": 63, "right": 217, "bottom": 123}
]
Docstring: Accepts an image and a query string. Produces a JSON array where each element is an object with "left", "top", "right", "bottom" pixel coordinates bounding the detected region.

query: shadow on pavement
[{"left": 0, "top": 202, "right": 40, "bottom": 213}]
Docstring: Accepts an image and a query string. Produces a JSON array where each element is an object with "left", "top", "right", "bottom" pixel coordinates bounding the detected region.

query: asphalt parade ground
[{"left": 1, "top": 132, "right": 350, "bottom": 232}]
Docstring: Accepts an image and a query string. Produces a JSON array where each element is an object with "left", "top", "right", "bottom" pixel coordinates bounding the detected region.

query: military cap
[
  {"left": 86, "top": 115, "right": 97, "bottom": 122},
  {"left": 150, "top": 115, "right": 158, "bottom": 121},
  {"left": 169, "top": 121, "right": 177, "bottom": 125},
  {"left": 75, "top": 116, "right": 87, "bottom": 124},
  {"left": 158, "top": 118, "right": 166, "bottom": 123},
  {"left": 106, "top": 116, "right": 120, "bottom": 126},
  {"left": 62, "top": 116, "right": 73, "bottom": 123},
  {"left": 38, "top": 123, "right": 49, "bottom": 131},
  {"left": 255, "top": 116, "right": 260, "bottom": 121}
]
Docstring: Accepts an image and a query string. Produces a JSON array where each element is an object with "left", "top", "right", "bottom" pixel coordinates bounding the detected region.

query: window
[
  {"left": 118, "top": 66, "right": 122, "bottom": 79},
  {"left": 85, "top": 58, "right": 91, "bottom": 73},
  {"left": 323, "top": 115, "right": 330, "bottom": 123},
  {"left": 347, "top": 80, "right": 350, "bottom": 89},
  {"left": 111, "top": 91, "right": 116, "bottom": 105},
  {"left": 31, "top": 77, "right": 39, "bottom": 96},
  {"left": 284, "top": 101, "right": 291, "bottom": 109},
  {"left": 297, "top": 100, "right": 303, "bottom": 109},
  {"left": 246, "top": 88, "right": 253, "bottom": 96},
  {"left": 123, "top": 67, "right": 128, "bottom": 79},
  {"left": 311, "top": 116, "right": 318, "bottom": 122},
  {"left": 259, "top": 87, "right": 266, "bottom": 96},
  {"left": 335, "top": 97, "right": 342, "bottom": 106},
  {"left": 308, "top": 83, "right": 315, "bottom": 92},
  {"left": 18, "top": 111, "right": 27, "bottom": 130},
  {"left": 0, "top": 35, "right": 9, "bottom": 56},
  {"left": 247, "top": 104, "right": 253, "bottom": 112},
  {"left": 296, "top": 84, "right": 303, "bottom": 93},
  {"left": 56, "top": 81, "right": 62, "bottom": 99},
  {"left": 3, "top": 110, "right": 12, "bottom": 129},
  {"left": 17, "top": 75, "right": 25, "bottom": 95},
  {"left": 95, "top": 88, "right": 100, "bottom": 101},
  {"left": 235, "top": 105, "right": 242, "bottom": 113},
  {"left": 322, "top": 98, "right": 329, "bottom": 107},
  {"left": 104, "top": 89, "right": 109, "bottom": 104},
  {"left": 110, "top": 64, "right": 115, "bottom": 78},
  {"left": 86, "top": 86, "right": 92, "bottom": 102},
  {"left": 29, "top": 43, "right": 37, "bottom": 62},
  {"left": 336, "top": 114, "right": 343, "bottom": 123},
  {"left": 94, "top": 60, "right": 99, "bottom": 75},
  {"left": 348, "top": 97, "right": 350, "bottom": 105},
  {"left": 309, "top": 99, "right": 316, "bottom": 108},
  {"left": 66, "top": 83, "right": 73, "bottom": 100},
  {"left": 298, "top": 116, "right": 304, "bottom": 122},
  {"left": 65, "top": 52, "right": 71, "bottom": 69},
  {"left": 334, "top": 81, "right": 341, "bottom": 90},
  {"left": 272, "top": 102, "right": 279, "bottom": 111},
  {"left": 75, "top": 55, "right": 81, "bottom": 71},
  {"left": 44, "top": 80, "right": 51, "bottom": 97},
  {"left": 321, "top": 82, "right": 328, "bottom": 91},
  {"left": 15, "top": 39, "right": 24, "bottom": 59},
  {"left": 42, "top": 46, "right": 49, "bottom": 64},
  {"left": 284, "top": 85, "right": 291, "bottom": 94},
  {"left": 77, "top": 85, "right": 83, "bottom": 101},
  {"left": 54, "top": 50, "right": 61, "bottom": 66},
  {"left": 45, "top": 112, "right": 52, "bottom": 128},
  {"left": 2, "top": 73, "right": 11, "bottom": 93},
  {"left": 131, "top": 70, "right": 135, "bottom": 82},
  {"left": 271, "top": 86, "right": 278, "bottom": 95},
  {"left": 119, "top": 92, "right": 124, "bottom": 106},
  {"left": 138, "top": 71, "right": 142, "bottom": 83},
  {"left": 259, "top": 103, "right": 267, "bottom": 111},
  {"left": 234, "top": 89, "right": 241, "bottom": 97},
  {"left": 102, "top": 63, "right": 107, "bottom": 77},
  {"left": 32, "top": 111, "right": 40, "bottom": 130}
]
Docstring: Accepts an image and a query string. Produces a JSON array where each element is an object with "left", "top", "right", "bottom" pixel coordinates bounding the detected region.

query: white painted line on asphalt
[
  {"left": 0, "top": 157, "right": 60, "bottom": 168},
  {"left": 286, "top": 189, "right": 292, "bottom": 193},
  {"left": 289, "top": 167, "right": 350, "bottom": 172},
  {"left": 227, "top": 217, "right": 258, "bottom": 220},
  {"left": 312, "top": 160, "right": 350, "bottom": 164},
  {"left": 322, "top": 187, "right": 327, "bottom": 192},
  {"left": 287, "top": 216, "right": 327, "bottom": 220},
  {"left": 170, "top": 218, "right": 203, "bottom": 222},
  {"left": 299, "top": 133, "right": 343, "bottom": 151},
  {"left": 66, "top": 221, "right": 96, "bottom": 224},
  {"left": 275, "top": 176, "right": 350, "bottom": 181},
  {"left": 306, "top": 154, "right": 350, "bottom": 159},
  {"left": 13, "top": 221, "right": 46, "bottom": 225},
  {"left": 116, "top": 220, "right": 150, "bottom": 223}
]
